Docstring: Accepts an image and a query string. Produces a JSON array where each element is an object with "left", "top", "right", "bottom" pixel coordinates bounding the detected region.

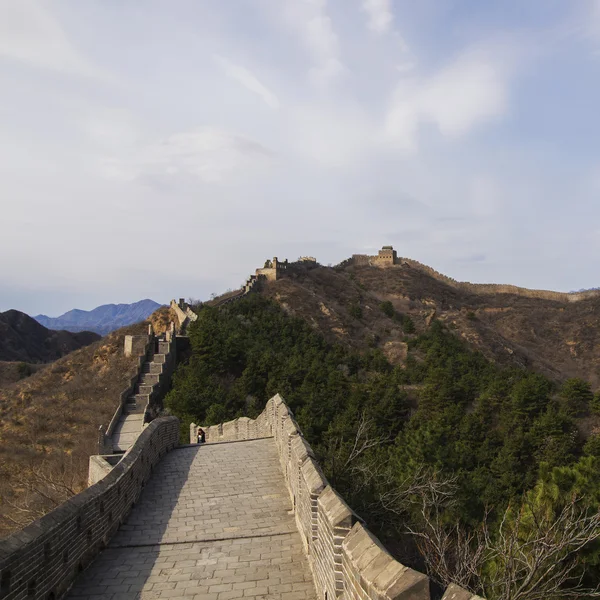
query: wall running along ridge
[
  {"left": 169, "top": 299, "right": 198, "bottom": 331},
  {"left": 97, "top": 333, "right": 151, "bottom": 455},
  {"left": 397, "top": 257, "right": 600, "bottom": 303},
  {"left": 349, "top": 251, "right": 600, "bottom": 303},
  {"left": 0, "top": 417, "right": 180, "bottom": 600},
  {"left": 97, "top": 327, "right": 177, "bottom": 458},
  {"left": 191, "top": 396, "right": 483, "bottom": 600}
]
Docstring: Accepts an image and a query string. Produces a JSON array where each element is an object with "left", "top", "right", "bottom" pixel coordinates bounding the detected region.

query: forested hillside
[
  {"left": 260, "top": 262, "right": 600, "bottom": 387},
  {"left": 167, "top": 295, "right": 600, "bottom": 599}
]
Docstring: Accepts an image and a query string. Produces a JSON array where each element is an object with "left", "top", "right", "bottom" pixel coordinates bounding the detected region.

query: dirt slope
[{"left": 0, "top": 321, "right": 147, "bottom": 538}]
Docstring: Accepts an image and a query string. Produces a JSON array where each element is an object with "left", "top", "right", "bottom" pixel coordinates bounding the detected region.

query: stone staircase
[{"left": 110, "top": 344, "right": 169, "bottom": 453}]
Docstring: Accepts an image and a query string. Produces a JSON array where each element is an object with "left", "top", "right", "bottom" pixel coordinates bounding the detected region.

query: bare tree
[
  {"left": 481, "top": 497, "right": 600, "bottom": 600},
  {"left": 328, "top": 412, "right": 389, "bottom": 483},
  {"left": 344, "top": 413, "right": 389, "bottom": 468},
  {"left": 402, "top": 476, "right": 600, "bottom": 600},
  {"left": 0, "top": 454, "right": 84, "bottom": 533}
]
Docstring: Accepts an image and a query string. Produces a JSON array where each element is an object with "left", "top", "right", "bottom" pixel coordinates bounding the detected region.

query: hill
[
  {"left": 0, "top": 310, "right": 100, "bottom": 363},
  {"left": 259, "top": 260, "right": 600, "bottom": 388},
  {"left": 166, "top": 289, "right": 600, "bottom": 598},
  {"left": 0, "top": 320, "right": 147, "bottom": 538},
  {"left": 35, "top": 299, "right": 162, "bottom": 335}
]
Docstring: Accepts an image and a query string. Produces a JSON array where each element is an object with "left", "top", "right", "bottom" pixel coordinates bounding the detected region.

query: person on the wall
[{"left": 197, "top": 427, "right": 206, "bottom": 444}]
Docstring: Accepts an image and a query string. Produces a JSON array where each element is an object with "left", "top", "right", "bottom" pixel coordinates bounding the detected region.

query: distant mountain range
[
  {"left": 0, "top": 310, "right": 100, "bottom": 363},
  {"left": 35, "top": 299, "right": 162, "bottom": 336}
]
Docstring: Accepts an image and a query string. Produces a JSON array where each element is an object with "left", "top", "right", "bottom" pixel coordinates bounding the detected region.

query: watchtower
[{"left": 375, "top": 245, "right": 397, "bottom": 266}]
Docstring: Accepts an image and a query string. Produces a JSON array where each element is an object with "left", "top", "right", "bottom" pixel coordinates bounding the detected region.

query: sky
[{"left": 1, "top": 0, "right": 600, "bottom": 316}]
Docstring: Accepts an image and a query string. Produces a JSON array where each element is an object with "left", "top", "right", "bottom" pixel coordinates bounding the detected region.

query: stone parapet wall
[
  {"left": 0, "top": 417, "right": 180, "bottom": 600},
  {"left": 170, "top": 299, "right": 199, "bottom": 331},
  {"left": 195, "top": 410, "right": 272, "bottom": 443},
  {"left": 347, "top": 251, "right": 600, "bottom": 304},
  {"left": 460, "top": 282, "right": 600, "bottom": 303},
  {"left": 376, "top": 257, "right": 600, "bottom": 304},
  {"left": 191, "top": 395, "right": 479, "bottom": 600},
  {"left": 441, "top": 584, "right": 484, "bottom": 600}
]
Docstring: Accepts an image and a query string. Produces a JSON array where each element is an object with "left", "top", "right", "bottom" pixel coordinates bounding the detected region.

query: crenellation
[
  {"left": 352, "top": 246, "right": 400, "bottom": 268},
  {"left": 0, "top": 386, "right": 483, "bottom": 600},
  {"left": 190, "top": 396, "right": 483, "bottom": 600},
  {"left": 441, "top": 584, "right": 485, "bottom": 600},
  {"left": 0, "top": 416, "right": 179, "bottom": 600}
]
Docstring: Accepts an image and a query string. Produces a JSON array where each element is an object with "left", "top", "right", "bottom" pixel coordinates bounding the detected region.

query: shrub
[
  {"left": 560, "top": 378, "right": 593, "bottom": 416},
  {"left": 402, "top": 315, "right": 415, "bottom": 334},
  {"left": 366, "top": 333, "right": 379, "bottom": 348},
  {"left": 17, "top": 362, "right": 32, "bottom": 379},
  {"left": 380, "top": 301, "right": 395, "bottom": 318},
  {"left": 349, "top": 302, "right": 363, "bottom": 319}
]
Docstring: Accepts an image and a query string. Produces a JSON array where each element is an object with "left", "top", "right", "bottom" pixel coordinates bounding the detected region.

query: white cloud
[
  {"left": 421, "top": 53, "right": 507, "bottom": 136},
  {"left": 214, "top": 55, "right": 280, "bottom": 109},
  {"left": 98, "top": 128, "right": 273, "bottom": 185},
  {"left": 385, "top": 49, "right": 508, "bottom": 150},
  {"left": 0, "top": 0, "right": 104, "bottom": 78},
  {"left": 362, "top": 0, "right": 393, "bottom": 34},
  {"left": 281, "top": 0, "right": 345, "bottom": 86},
  {"left": 3, "top": 0, "right": 598, "bottom": 314},
  {"left": 288, "top": 103, "right": 374, "bottom": 167}
]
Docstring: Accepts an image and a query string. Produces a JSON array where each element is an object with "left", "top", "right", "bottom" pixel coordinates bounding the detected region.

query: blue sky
[{"left": 1, "top": 0, "right": 600, "bottom": 316}]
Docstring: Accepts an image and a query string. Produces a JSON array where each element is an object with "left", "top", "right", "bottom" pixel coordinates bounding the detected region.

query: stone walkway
[{"left": 67, "top": 439, "right": 316, "bottom": 600}]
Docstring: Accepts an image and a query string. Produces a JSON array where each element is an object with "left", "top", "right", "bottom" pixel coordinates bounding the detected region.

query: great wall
[
  {"left": 0, "top": 390, "right": 481, "bottom": 600},
  {"left": 351, "top": 247, "right": 600, "bottom": 303},
  {"left": 3, "top": 248, "right": 594, "bottom": 600}
]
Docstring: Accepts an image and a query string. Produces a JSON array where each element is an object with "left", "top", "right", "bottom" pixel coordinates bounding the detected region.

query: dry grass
[
  {"left": 0, "top": 321, "right": 147, "bottom": 538},
  {"left": 0, "top": 362, "right": 45, "bottom": 387},
  {"left": 148, "top": 305, "right": 175, "bottom": 334}
]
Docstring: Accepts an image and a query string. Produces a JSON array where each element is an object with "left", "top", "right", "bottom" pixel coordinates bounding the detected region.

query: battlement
[
  {"left": 350, "top": 249, "right": 600, "bottom": 304},
  {"left": 255, "top": 256, "right": 289, "bottom": 281},
  {"left": 0, "top": 417, "right": 180, "bottom": 600},
  {"left": 352, "top": 246, "right": 400, "bottom": 267},
  {"left": 0, "top": 394, "right": 482, "bottom": 600},
  {"left": 192, "top": 396, "right": 482, "bottom": 600}
]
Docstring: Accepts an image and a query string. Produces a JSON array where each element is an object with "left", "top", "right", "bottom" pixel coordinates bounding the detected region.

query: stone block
[
  {"left": 441, "top": 583, "right": 484, "bottom": 600},
  {"left": 318, "top": 486, "right": 354, "bottom": 529}
]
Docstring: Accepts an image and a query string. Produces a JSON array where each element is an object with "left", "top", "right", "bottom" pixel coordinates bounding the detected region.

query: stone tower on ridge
[
  {"left": 375, "top": 245, "right": 397, "bottom": 266},
  {"left": 352, "top": 245, "right": 399, "bottom": 267}
]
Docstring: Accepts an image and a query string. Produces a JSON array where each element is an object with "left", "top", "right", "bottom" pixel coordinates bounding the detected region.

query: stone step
[
  {"left": 139, "top": 373, "right": 160, "bottom": 385},
  {"left": 142, "top": 363, "right": 163, "bottom": 374},
  {"left": 124, "top": 403, "right": 145, "bottom": 415},
  {"left": 152, "top": 354, "right": 166, "bottom": 364},
  {"left": 128, "top": 393, "right": 150, "bottom": 405},
  {"left": 136, "top": 384, "right": 154, "bottom": 395},
  {"left": 157, "top": 341, "right": 170, "bottom": 354}
]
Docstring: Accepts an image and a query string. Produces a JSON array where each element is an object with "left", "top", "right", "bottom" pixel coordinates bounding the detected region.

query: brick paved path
[{"left": 68, "top": 439, "right": 316, "bottom": 600}]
